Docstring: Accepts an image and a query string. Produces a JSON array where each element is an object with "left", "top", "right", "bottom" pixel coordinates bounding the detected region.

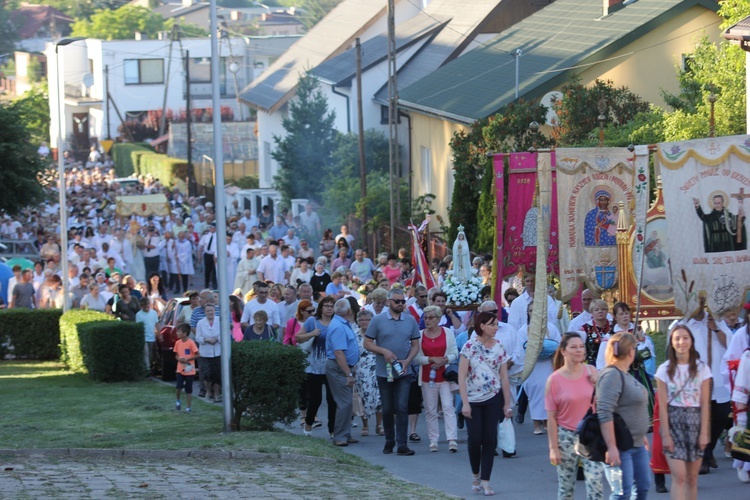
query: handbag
[
  {"left": 298, "top": 319, "right": 319, "bottom": 353},
  {"left": 575, "top": 367, "right": 635, "bottom": 462}
]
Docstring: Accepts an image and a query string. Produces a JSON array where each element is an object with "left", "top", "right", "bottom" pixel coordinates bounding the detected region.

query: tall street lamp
[{"left": 55, "top": 36, "right": 85, "bottom": 311}]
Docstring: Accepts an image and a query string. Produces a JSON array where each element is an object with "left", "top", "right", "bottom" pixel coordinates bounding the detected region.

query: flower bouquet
[{"left": 442, "top": 270, "right": 483, "bottom": 308}]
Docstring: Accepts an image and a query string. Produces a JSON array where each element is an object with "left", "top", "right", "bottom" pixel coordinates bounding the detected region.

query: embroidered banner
[
  {"left": 555, "top": 148, "right": 635, "bottom": 301},
  {"left": 501, "top": 152, "right": 559, "bottom": 281},
  {"left": 657, "top": 135, "right": 750, "bottom": 315}
]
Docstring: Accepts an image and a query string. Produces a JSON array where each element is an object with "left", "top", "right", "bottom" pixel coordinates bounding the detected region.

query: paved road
[{"left": 291, "top": 401, "right": 749, "bottom": 499}]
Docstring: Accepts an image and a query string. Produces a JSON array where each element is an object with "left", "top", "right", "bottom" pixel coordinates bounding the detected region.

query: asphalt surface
[{"left": 291, "top": 400, "right": 750, "bottom": 499}]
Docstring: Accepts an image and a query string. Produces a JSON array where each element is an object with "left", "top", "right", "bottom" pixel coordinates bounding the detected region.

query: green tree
[
  {"left": 660, "top": 36, "right": 746, "bottom": 140},
  {"left": 0, "top": 0, "right": 18, "bottom": 56},
  {"left": 319, "top": 129, "right": 399, "bottom": 229},
  {"left": 71, "top": 5, "right": 168, "bottom": 40},
  {"left": 13, "top": 82, "right": 50, "bottom": 145},
  {"left": 553, "top": 78, "right": 650, "bottom": 146},
  {"left": 0, "top": 99, "right": 47, "bottom": 214},
  {"left": 718, "top": 0, "right": 750, "bottom": 28},
  {"left": 272, "top": 72, "right": 338, "bottom": 205}
]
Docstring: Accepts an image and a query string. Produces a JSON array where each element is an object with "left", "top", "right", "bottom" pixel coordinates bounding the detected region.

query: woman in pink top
[
  {"left": 545, "top": 332, "right": 604, "bottom": 500},
  {"left": 381, "top": 253, "right": 402, "bottom": 286}
]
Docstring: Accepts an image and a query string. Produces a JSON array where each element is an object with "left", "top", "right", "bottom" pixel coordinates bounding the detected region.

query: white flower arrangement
[{"left": 441, "top": 270, "right": 484, "bottom": 306}]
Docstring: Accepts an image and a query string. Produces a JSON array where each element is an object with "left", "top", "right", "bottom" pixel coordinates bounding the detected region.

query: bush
[
  {"left": 0, "top": 309, "right": 62, "bottom": 360},
  {"left": 60, "top": 310, "right": 146, "bottom": 382},
  {"left": 136, "top": 152, "right": 188, "bottom": 192},
  {"left": 231, "top": 342, "right": 307, "bottom": 431},
  {"left": 111, "top": 143, "right": 152, "bottom": 177},
  {"left": 233, "top": 175, "right": 260, "bottom": 189}
]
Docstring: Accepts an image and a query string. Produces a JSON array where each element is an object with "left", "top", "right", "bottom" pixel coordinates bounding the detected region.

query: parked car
[{"left": 155, "top": 297, "right": 191, "bottom": 381}]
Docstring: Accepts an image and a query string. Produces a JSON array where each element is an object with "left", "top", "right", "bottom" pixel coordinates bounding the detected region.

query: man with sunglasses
[
  {"left": 407, "top": 285, "right": 428, "bottom": 323},
  {"left": 364, "top": 288, "right": 420, "bottom": 456}
]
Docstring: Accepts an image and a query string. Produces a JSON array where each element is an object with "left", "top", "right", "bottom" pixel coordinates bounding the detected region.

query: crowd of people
[{"left": 3, "top": 153, "right": 750, "bottom": 498}]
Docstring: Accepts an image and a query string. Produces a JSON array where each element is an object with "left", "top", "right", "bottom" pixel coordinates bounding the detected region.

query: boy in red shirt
[{"left": 174, "top": 323, "right": 199, "bottom": 412}]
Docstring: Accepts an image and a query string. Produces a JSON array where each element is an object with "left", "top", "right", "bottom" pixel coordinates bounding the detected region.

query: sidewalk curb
[{"left": 0, "top": 448, "right": 336, "bottom": 464}]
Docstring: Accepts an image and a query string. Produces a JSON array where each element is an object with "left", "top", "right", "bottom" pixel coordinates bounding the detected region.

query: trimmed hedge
[
  {"left": 111, "top": 143, "right": 152, "bottom": 177},
  {"left": 0, "top": 309, "right": 63, "bottom": 360},
  {"left": 136, "top": 152, "right": 188, "bottom": 193},
  {"left": 231, "top": 342, "right": 307, "bottom": 431},
  {"left": 60, "top": 310, "right": 145, "bottom": 382}
]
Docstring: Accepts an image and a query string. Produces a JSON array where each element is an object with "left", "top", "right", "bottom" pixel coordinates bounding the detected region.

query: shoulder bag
[{"left": 575, "top": 367, "right": 635, "bottom": 462}]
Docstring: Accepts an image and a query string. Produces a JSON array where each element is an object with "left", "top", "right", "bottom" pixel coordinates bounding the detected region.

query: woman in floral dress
[{"left": 353, "top": 309, "right": 382, "bottom": 436}]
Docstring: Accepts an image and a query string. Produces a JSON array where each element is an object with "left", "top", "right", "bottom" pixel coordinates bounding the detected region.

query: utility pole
[
  {"left": 356, "top": 38, "right": 368, "bottom": 250},
  {"left": 104, "top": 65, "right": 111, "bottom": 140},
  {"left": 209, "top": 0, "right": 232, "bottom": 433},
  {"left": 387, "top": 0, "right": 399, "bottom": 251},
  {"left": 159, "top": 24, "right": 177, "bottom": 137},
  {"left": 184, "top": 50, "right": 196, "bottom": 196}
]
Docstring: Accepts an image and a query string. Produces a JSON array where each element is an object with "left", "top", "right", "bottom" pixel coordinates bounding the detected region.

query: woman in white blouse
[{"left": 458, "top": 311, "right": 513, "bottom": 496}]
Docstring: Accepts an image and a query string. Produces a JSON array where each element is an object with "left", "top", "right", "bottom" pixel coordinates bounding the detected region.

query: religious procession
[{"left": 1, "top": 132, "right": 749, "bottom": 500}]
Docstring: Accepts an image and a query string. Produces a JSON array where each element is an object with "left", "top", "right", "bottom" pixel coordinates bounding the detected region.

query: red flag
[{"left": 409, "top": 221, "right": 436, "bottom": 290}]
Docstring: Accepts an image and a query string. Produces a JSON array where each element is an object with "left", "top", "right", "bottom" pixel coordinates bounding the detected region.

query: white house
[
  {"left": 46, "top": 35, "right": 298, "bottom": 152},
  {"left": 238, "top": 0, "right": 548, "bottom": 189}
]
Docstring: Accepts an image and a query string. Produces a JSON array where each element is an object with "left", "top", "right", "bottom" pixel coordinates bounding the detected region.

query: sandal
[
  {"left": 376, "top": 425, "right": 384, "bottom": 436},
  {"left": 361, "top": 427, "right": 369, "bottom": 436},
  {"left": 471, "top": 474, "right": 481, "bottom": 493},
  {"left": 480, "top": 481, "right": 495, "bottom": 496},
  {"left": 409, "top": 432, "right": 421, "bottom": 442}
]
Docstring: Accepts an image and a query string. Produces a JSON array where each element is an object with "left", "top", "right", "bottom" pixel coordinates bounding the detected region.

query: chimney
[
  {"left": 603, "top": 0, "right": 625, "bottom": 17},
  {"left": 134, "top": 31, "right": 143, "bottom": 41}
]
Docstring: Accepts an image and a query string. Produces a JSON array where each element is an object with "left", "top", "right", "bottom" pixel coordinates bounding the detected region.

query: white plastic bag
[{"left": 497, "top": 418, "right": 516, "bottom": 454}]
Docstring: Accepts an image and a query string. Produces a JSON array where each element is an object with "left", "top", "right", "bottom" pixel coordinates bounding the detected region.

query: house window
[
  {"left": 380, "top": 105, "right": 401, "bottom": 125},
  {"left": 420, "top": 146, "right": 432, "bottom": 192},
  {"left": 188, "top": 57, "right": 227, "bottom": 95},
  {"left": 124, "top": 59, "right": 164, "bottom": 84},
  {"left": 681, "top": 54, "right": 694, "bottom": 73}
]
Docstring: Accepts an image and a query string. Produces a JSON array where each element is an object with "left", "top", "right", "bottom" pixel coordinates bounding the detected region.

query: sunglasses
[
  {"left": 418, "top": 295, "right": 428, "bottom": 298},
  {"left": 305, "top": 309, "right": 315, "bottom": 314},
  {"left": 391, "top": 299, "right": 406, "bottom": 304}
]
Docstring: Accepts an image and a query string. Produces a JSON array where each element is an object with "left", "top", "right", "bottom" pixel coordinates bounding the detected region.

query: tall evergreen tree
[{"left": 272, "top": 72, "right": 337, "bottom": 204}]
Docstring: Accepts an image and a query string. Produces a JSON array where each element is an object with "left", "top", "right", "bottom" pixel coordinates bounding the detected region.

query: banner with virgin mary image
[
  {"left": 555, "top": 148, "right": 634, "bottom": 301},
  {"left": 657, "top": 135, "right": 750, "bottom": 315},
  {"left": 500, "top": 152, "right": 559, "bottom": 280}
]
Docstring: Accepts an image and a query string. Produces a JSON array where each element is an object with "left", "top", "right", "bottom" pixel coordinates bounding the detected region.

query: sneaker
[
  {"left": 175, "top": 401, "right": 181, "bottom": 411},
  {"left": 449, "top": 440, "right": 458, "bottom": 453},
  {"left": 397, "top": 447, "right": 416, "bottom": 456},
  {"left": 312, "top": 419, "right": 323, "bottom": 429},
  {"left": 739, "top": 468, "right": 750, "bottom": 483},
  {"left": 409, "top": 433, "right": 421, "bottom": 442},
  {"left": 214, "top": 394, "right": 222, "bottom": 403},
  {"left": 383, "top": 443, "right": 395, "bottom": 454},
  {"left": 198, "top": 390, "right": 207, "bottom": 398},
  {"left": 185, "top": 408, "right": 192, "bottom": 413},
  {"left": 430, "top": 442, "right": 438, "bottom": 452}
]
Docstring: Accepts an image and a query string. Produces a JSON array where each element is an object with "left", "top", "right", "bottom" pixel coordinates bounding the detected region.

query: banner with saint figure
[
  {"left": 500, "top": 152, "right": 560, "bottom": 281},
  {"left": 555, "top": 148, "right": 634, "bottom": 301},
  {"left": 657, "top": 135, "right": 750, "bottom": 315}
]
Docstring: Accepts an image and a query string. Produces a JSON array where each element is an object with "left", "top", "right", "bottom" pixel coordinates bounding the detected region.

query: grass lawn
[{"left": 0, "top": 361, "right": 357, "bottom": 464}]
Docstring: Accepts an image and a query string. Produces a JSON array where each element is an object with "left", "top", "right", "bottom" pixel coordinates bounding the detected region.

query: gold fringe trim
[{"left": 656, "top": 143, "right": 750, "bottom": 170}]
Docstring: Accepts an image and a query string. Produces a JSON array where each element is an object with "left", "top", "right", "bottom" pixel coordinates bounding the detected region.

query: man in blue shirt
[
  {"left": 325, "top": 299, "right": 360, "bottom": 446},
  {"left": 364, "top": 288, "right": 420, "bottom": 456}
]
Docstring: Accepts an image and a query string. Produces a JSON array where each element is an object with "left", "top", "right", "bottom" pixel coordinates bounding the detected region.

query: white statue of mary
[{"left": 452, "top": 225, "right": 473, "bottom": 283}]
